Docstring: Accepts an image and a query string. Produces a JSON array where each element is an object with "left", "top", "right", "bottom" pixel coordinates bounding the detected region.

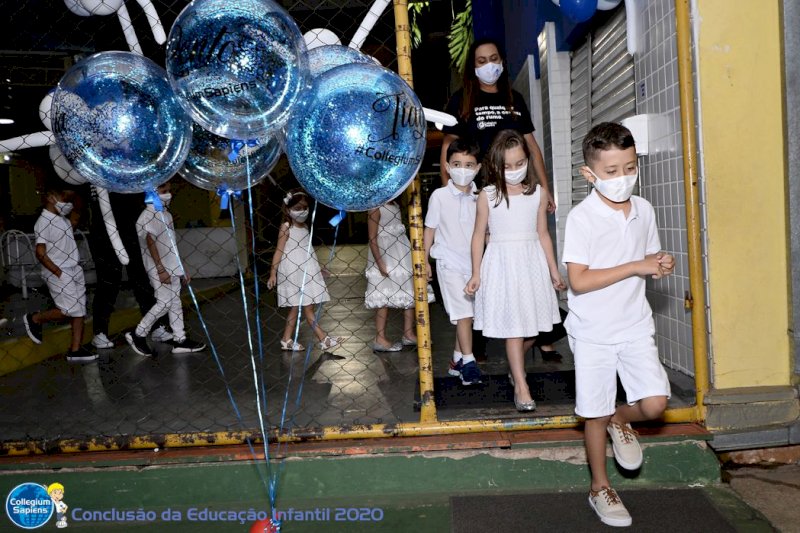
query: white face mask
[
  {"left": 55, "top": 201, "right": 73, "bottom": 216},
  {"left": 475, "top": 62, "right": 503, "bottom": 85},
  {"left": 158, "top": 193, "right": 172, "bottom": 207},
  {"left": 504, "top": 164, "right": 528, "bottom": 185},
  {"left": 447, "top": 165, "right": 478, "bottom": 187},
  {"left": 289, "top": 209, "right": 309, "bottom": 223},
  {"left": 588, "top": 168, "right": 638, "bottom": 202}
]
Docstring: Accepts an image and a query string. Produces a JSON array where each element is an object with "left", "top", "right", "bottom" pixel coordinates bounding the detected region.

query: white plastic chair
[{"left": 0, "top": 230, "right": 42, "bottom": 299}]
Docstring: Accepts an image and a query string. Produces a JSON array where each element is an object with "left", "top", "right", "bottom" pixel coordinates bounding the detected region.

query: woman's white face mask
[
  {"left": 475, "top": 62, "right": 503, "bottom": 85},
  {"left": 587, "top": 168, "right": 638, "bottom": 202}
]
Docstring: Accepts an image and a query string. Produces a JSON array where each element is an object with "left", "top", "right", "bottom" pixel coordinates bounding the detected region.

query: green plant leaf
[{"left": 448, "top": 0, "right": 473, "bottom": 74}]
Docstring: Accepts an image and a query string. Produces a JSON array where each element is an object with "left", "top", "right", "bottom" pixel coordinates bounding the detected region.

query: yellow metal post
[
  {"left": 392, "top": 0, "right": 437, "bottom": 423},
  {"left": 675, "top": 0, "right": 709, "bottom": 420}
]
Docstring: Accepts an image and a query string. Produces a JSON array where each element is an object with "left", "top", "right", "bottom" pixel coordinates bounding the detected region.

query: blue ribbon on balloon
[
  {"left": 228, "top": 139, "right": 259, "bottom": 162},
  {"left": 144, "top": 190, "right": 163, "bottom": 211},
  {"left": 329, "top": 210, "right": 346, "bottom": 227},
  {"left": 216, "top": 187, "right": 242, "bottom": 210}
]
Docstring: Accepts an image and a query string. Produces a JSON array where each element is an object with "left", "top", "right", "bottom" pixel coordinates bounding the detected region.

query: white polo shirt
[
  {"left": 136, "top": 205, "right": 184, "bottom": 277},
  {"left": 562, "top": 191, "right": 661, "bottom": 344},
  {"left": 34, "top": 209, "right": 79, "bottom": 269},
  {"left": 425, "top": 180, "right": 477, "bottom": 275}
]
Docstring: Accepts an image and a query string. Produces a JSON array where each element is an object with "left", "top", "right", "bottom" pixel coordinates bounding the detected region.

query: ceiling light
[{"left": 0, "top": 118, "right": 13, "bottom": 125}]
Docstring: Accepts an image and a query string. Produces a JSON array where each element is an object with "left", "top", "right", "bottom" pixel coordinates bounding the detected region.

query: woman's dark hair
[
  {"left": 484, "top": 129, "right": 535, "bottom": 207},
  {"left": 582, "top": 122, "right": 636, "bottom": 165},
  {"left": 460, "top": 38, "right": 515, "bottom": 122}
]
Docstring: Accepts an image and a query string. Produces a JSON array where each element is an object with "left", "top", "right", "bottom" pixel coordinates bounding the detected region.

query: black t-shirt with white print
[{"left": 443, "top": 88, "right": 535, "bottom": 159}]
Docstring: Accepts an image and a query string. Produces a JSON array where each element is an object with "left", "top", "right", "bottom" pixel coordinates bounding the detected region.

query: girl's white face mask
[
  {"left": 475, "top": 62, "right": 503, "bottom": 85},
  {"left": 504, "top": 164, "right": 528, "bottom": 185},
  {"left": 587, "top": 168, "right": 638, "bottom": 202},
  {"left": 289, "top": 209, "right": 309, "bottom": 223},
  {"left": 447, "top": 165, "right": 478, "bottom": 187}
]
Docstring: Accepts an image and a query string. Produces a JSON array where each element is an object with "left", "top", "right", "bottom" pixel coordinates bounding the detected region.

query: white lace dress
[
  {"left": 277, "top": 223, "right": 330, "bottom": 307},
  {"left": 474, "top": 185, "right": 561, "bottom": 338},
  {"left": 365, "top": 203, "right": 414, "bottom": 309}
]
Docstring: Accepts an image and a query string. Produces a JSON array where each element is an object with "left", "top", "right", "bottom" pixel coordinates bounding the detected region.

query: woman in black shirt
[{"left": 440, "top": 38, "right": 555, "bottom": 212}]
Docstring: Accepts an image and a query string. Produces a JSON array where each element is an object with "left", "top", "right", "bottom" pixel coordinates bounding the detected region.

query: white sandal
[
  {"left": 319, "top": 335, "right": 346, "bottom": 351},
  {"left": 280, "top": 339, "right": 305, "bottom": 352}
]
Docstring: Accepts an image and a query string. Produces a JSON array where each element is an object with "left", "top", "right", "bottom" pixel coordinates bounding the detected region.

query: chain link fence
[{"left": 0, "top": 0, "right": 475, "bottom": 453}]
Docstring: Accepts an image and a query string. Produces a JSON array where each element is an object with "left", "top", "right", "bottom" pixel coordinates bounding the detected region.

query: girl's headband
[{"left": 283, "top": 191, "right": 306, "bottom": 205}]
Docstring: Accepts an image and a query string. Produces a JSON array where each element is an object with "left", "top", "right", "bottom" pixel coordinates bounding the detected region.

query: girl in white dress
[
  {"left": 365, "top": 200, "right": 418, "bottom": 352},
  {"left": 268, "top": 189, "right": 345, "bottom": 352},
  {"left": 466, "top": 130, "right": 566, "bottom": 411}
]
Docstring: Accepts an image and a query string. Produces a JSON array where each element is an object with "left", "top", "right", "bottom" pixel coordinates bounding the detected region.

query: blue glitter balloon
[
  {"left": 308, "top": 45, "right": 374, "bottom": 78},
  {"left": 166, "top": 0, "right": 310, "bottom": 139},
  {"left": 51, "top": 52, "right": 192, "bottom": 194},
  {"left": 180, "top": 123, "right": 282, "bottom": 192},
  {"left": 285, "top": 63, "right": 426, "bottom": 212}
]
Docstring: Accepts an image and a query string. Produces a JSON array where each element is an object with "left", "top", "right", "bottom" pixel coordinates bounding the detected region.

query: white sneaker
[
  {"left": 91, "top": 333, "right": 114, "bottom": 349},
  {"left": 607, "top": 422, "right": 643, "bottom": 470},
  {"left": 150, "top": 325, "right": 173, "bottom": 342},
  {"left": 588, "top": 487, "right": 632, "bottom": 527}
]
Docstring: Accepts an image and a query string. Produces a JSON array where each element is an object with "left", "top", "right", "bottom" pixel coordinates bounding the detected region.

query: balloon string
[
  {"left": 227, "top": 199, "right": 279, "bottom": 508},
  {"left": 154, "top": 209, "right": 273, "bottom": 506}
]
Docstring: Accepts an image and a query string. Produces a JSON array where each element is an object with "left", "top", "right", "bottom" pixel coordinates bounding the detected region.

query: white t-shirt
[
  {"left": 562, "top": 191, "right": 661, "bottom": 344},
  {"left": 136, "top": 205, "right": 184, "bottom": 277},
  {"left": 34, "top": 209, "right": 79, "bottom": 269},
  {"left": 424, "top": 180, "right": 477, "bottom": 275}
]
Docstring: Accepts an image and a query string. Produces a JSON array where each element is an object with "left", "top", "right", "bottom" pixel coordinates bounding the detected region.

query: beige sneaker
[
  {"left": 589, "top": 487, "right": 632, "bottom": 527},
  {"left": 607, "top": 421, "right": 643, "bottom": 470}
]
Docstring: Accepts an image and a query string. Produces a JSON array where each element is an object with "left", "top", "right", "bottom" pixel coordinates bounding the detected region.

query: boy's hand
[
  {"left": 657, "top": 252, "right": 675, "bottom": 277},
  {"left": 267, "top": 273, "right": 277, "bottom": 290},
  {"left": 53, "top": 267, "right": 63, "bottom": 278},
  {"left": 157, "top": 268, "right": 170, "bottom": 284},
  {"left": 639, "top": 254, "right": 665, "bottom": 278},
  {"left": 465, "top": 276, "right": 480, "bottom": 296},
  {"left": 181, "top": 274, "right": 191, "bottom": 286},
  {"left": 426, "top": 262, "right": 433, "bottom": 281}
]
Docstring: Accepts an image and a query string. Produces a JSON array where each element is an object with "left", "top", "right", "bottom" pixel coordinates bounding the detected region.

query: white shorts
[
  {"left": 569, "top": 335, "right": 671, "bottom": 418},
  {"left": 43, "top": 265, "right": 86, "bottom": 317},
  {"left": 436, "top": 264, "right": 474, "bottom": 324}
]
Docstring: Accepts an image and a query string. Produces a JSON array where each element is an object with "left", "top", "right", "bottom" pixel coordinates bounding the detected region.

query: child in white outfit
[
  {"left": 365, "top": 200, "right": 419, "bottom": 352},
  {"left": 24, "top": 186, "right": 96, "bottom": 362},
  {"left": 268, "top": 189, "right": 345, "bottom": 352},
  {"left": 466, "top": 130, "right": 565, "bottom": 411},
  {"left": 425, "top": 138, "right": 483, "bottom": 385},
  {"left": 564, "top": 122, "right": 674, "bottom": 528},
  {"left": 125, "top": 182, "right": 206, "bottom": 357}
]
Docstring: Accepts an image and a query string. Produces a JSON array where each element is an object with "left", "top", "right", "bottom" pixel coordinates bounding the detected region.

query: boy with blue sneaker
[
  {"left": 424, "top": 138, "right": 483, "bottom": 385},
  {"left": 563, "top": 123, "right": 674, "bottom": 527}
]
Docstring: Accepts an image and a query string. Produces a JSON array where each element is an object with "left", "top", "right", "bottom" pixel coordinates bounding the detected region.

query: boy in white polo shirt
[
  {"left": 563, "top": 122, "right": 674, "bottom": 528},
  {"left": 424, "top": 138, "right": 483, "bottom": 385},
  {"left": 24, "top": 186, "right": 96, "bottom": 362},
  {"left": 125, "top": 181, "right": 206, "bottom": 357}
]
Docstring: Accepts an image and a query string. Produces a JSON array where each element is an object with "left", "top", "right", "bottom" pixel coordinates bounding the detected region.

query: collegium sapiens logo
[{"left": 5, "top": 483, "right": 55, "bottom": 529}]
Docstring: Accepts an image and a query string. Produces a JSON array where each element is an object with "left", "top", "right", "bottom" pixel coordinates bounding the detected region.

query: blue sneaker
[
  {"left": 460, "top": 361, "right": 483, "bottom": 386},
  {"left": 448, "top": 359, "right": 463, "bottom": 377}
]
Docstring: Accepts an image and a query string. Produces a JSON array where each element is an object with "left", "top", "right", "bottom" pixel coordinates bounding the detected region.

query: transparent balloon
[
  {"left": 166, "top": 0, "right": 311, "bottom": 139},
  {"left": 180, "top": 124, "right": 282, "bottom": 192},
  {"left": 285, "top": 63, "right": 426, "bottom": 212},
  {"left": 307, "top": 45, "right": 374, "bottom": 78},
  {"left": 51, "top": 51, "right": 192, "bottom": 193}
]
